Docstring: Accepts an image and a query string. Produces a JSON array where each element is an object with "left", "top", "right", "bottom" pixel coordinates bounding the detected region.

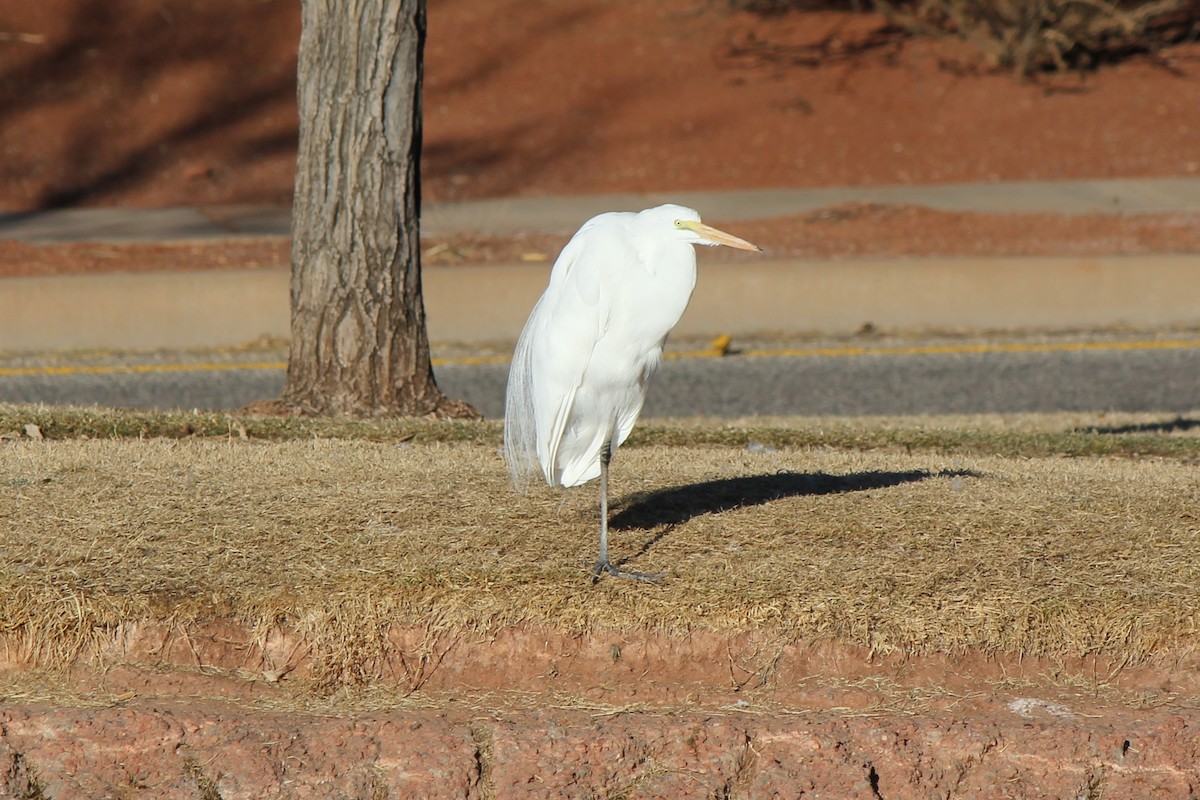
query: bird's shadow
[
  {"left": 1075, "top": 416, "right": 1200, "bottom": 435},
  {"left": 611, "top": 469, "right": 976, "bottom": 531},
  {"left": 606, "top": 469, "right": 976, "bottom": 568}
]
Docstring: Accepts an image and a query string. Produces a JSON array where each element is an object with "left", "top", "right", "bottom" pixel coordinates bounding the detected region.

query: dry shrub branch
[
  {"left": 878, "top": 0, "right": 1198, "bottom": 73},
  {"left": 729, "top": 0, "right": 1200, "bottom": 73}
]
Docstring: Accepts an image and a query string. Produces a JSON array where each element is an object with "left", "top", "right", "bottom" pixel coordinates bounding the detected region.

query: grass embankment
[{"left": 2, "top": 404, "right": 1199, "bottom": 688}]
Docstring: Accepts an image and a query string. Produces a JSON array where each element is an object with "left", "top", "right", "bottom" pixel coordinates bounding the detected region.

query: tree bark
[{"left": 282, "top": 0, "right": 476, "bottom": 418}]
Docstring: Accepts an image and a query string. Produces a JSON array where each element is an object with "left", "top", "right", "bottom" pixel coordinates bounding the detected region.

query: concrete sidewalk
[
  {"left": 2, "top": 177, "right": 1199, "bottom": 243},
  {"left": 1, "top": 178, "right": 1199, "bottom": 351}
]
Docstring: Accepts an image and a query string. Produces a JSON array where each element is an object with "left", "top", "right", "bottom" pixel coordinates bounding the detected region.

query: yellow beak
[{"left": 681, "top": 220, "right": 762, "bottom": 252}]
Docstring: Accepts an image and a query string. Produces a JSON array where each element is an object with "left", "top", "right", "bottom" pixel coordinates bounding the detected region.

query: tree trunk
[{"left": 282, "top": 0, "right": 476, "bottom": 418}]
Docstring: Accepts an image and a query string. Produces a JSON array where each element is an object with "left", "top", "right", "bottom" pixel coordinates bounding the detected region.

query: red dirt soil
[
  {"left": 2, "top": 0, "right": 1199, "bottom": 276},
  {"left": 3, "top": 2, "right": 1200, "bottom": 796},
  {"left": 4, "top": 622, "right": 1200, "bottom": 798},
  {"left": 3, "top": 0, "right": 1199, "bottom": 209},
  {"left": 2, "top": 0, "right": 1198, "bottom": 278}
]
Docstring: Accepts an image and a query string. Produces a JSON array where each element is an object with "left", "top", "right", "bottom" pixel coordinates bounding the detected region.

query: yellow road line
[
  {"left": 670, "top": 338, "right": 1200, "bottom": 360},
  {"left": 2, "top": 338, "right": 1198, "bottom": 378},
  {"left": 741, "top": 339, "right": 1200, "bottom": 359},
  {"left": 431, "top": 354, "right": 512, "bottom": 367}
]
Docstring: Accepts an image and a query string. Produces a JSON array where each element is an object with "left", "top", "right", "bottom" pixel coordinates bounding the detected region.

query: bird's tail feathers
[{"left": 503, "top": 319, "right": 543, "bottom": 492}]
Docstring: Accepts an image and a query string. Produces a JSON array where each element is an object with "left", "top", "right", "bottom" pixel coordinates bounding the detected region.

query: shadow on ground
[
  {"left": 1077, "top": 416, "right": 1200, "bottom": 435},
  {"left": 611, "top": 468, "right": 975, "bottom": 531},
  {"left": 607, "top": 468, "right": 977, "bottom": 571}
]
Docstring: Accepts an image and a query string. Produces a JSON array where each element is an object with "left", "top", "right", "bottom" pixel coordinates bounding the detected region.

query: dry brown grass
[{"left": 3, "top": 405, "right": 1200, "bottom": 689}]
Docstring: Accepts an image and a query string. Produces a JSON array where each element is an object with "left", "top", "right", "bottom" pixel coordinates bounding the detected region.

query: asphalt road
[{"left": 3, "top": 336, "right": 1197, "bottom": 418}]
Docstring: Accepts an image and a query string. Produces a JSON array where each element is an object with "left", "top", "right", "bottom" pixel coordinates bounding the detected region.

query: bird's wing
[
  {"left": 536, "top": 230, "right": 612, "bottom": 485},
  {"left": 504, "top": 216, "right": 627, "bottom": 488},
  {"left": 505, "top": 223, "right": 600, "bottom": 486}
]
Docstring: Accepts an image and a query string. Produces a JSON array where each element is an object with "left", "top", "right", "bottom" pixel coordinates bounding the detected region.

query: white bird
[{"left": 503, "top": 204, "right": 761, "bottom": 581}]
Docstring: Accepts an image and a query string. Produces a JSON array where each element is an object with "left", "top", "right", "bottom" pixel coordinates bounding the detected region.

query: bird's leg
[
  {"left": 590, "top": 442, "right": 613, "bottom": 578},
  {"left": 598, "top": 441, "right": 611, "bottom": 564},
  {"left": 591, "top": 442, "right": 661, "bottom": 583}
]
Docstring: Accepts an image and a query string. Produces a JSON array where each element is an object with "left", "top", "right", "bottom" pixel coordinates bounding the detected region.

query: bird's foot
[{"left": 590, "top": 559, "right": 663, "bottom": 584}]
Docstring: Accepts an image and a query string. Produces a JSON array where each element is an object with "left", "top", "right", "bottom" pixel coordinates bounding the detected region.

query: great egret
[{"left": 503, "top": 204, "right": 761, "bottom": 581}]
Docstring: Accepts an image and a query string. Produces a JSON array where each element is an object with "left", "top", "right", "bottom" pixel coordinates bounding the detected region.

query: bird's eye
[{"left": 674, "top": 220, "right": 684, "bottom": 228}]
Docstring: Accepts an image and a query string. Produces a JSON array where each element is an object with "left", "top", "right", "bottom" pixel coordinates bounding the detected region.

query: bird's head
[{"left": 644, "top": 204, "right": 761, "bottom": 252}]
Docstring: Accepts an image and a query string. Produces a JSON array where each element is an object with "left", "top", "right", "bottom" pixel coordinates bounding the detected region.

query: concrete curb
[{"left": 4, "top": 255, "right": 1197, "bottom": 351}]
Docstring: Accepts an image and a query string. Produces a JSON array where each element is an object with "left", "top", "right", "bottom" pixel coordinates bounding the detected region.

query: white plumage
[{"left": 503, "top": 204, "right": 760, "bottom": 581}]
